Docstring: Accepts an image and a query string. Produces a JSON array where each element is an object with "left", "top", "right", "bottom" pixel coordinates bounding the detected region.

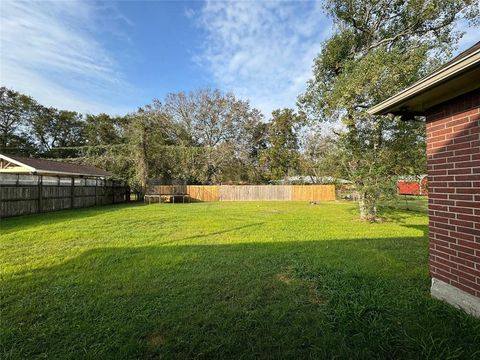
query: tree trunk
[
  {"left": 358, "top": 193, "right": 369, "bottom": 220},
  {"left": 358, "top": 192, "right": 377, "bottom": 222},
  {"left": 137, "top": 125, "right": 148, "bottom": 201}
]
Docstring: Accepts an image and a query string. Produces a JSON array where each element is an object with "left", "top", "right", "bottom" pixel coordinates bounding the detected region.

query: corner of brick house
[{"left": 368, "top": 42, "right": 480, "bottom": 317}]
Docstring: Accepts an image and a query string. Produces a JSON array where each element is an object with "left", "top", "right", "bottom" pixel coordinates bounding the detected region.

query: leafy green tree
[
  {"left": 124, "top": 102, "right": 172, "bottom": 195},
  {"left": 301, "top": 132, "right": 340, "bottom": 183},
  {"left": 261, "top": 109, "right": 306, "bottom": 181},
  {"left": 0, "top": 86, "right": 271, "bottom": 187},
  {"left": 84, "top": 113, "right": 125, "bottom": 147},
  {"left": 163, "top": 89, "right": 265, "bottom": 184},
  {"left": 236, "top": 118, "right": 269, "bottom": 184},
  {"left": 0, "top": 87, "right": 38, "bottom": 155},
  {"left": 299, "top": 0, "right": 477, "bottom": 221},
  {"left": 31, "top": 107, "right": 85, "bottom": 158}
]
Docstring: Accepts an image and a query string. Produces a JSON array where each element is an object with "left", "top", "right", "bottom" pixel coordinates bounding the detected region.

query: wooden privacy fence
[
  {"left": 220, "top": 185, "right": 292, "bottom": 201},
  {"left": 186, "top": 186, "right": 220, "bottom": 202},
  {"left": 147, "top": 184, "right": 335, "bottom": 202},
  {"left": 1, "top": 174, "right": 129, "bottom": 218}
]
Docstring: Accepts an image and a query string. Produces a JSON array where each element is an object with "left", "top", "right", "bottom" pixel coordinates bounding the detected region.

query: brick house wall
[{"left": 426, "top": 89, "right": 480, "bottom": 298}]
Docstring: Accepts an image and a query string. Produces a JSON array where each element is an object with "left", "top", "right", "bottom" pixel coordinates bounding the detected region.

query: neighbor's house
[
  {"left": 369, "top": 42, "right": 480, "bottom": 316},
  {"left": 276, "top": 176, "right": 351, "bottom": 185},
  {"left": 0, "top": 154, "right": 127, "bottom": 218}
]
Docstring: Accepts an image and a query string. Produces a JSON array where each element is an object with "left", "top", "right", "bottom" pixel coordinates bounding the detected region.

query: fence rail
[
  {"left": 1, "top": 173, "right": 129, "bottom": 218},
  {"left": 147, "top": 184, "right": 336, "bottom": 202}
]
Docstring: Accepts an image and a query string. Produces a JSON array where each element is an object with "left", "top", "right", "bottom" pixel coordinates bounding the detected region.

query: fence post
[
  {"left": 112, "top": 181, "right": 115, "bottom": 204},
  {"left": 125, "top": 185, "right": 130, "bottom": 202},
  {"left": 71, "top": 177, "right": 74, "bottom": 209},
  {"left": 95, "top": 178, "right": 98, "bottom": 206},
  {"left": 38, "top": 175, "right": 43, "bottom": 213}
]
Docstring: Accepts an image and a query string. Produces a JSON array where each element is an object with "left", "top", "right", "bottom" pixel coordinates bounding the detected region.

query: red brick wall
[{"left": 426, "top": 89, "right": 480, "bottom": 298}]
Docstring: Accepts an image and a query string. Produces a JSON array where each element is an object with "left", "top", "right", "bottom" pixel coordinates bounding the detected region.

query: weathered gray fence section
[
  {"left": 1, "top": 174, "right": 129, "bottom": 218},
  {"left": 219, "top": 185, "right": 293, "bottom": 201}
]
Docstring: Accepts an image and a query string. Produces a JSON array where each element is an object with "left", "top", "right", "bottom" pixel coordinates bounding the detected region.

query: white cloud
[
  {"left": 196, "top": 1, "right": 331, "bottom": 116},
  {"left": 184, "top": 7, "right": 196, "bottom": 19},
  {"left": 0, "top": 0, "right": 133, "bottom": 115}
]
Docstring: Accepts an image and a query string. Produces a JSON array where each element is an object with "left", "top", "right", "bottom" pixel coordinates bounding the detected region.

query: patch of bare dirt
[
  {"left": 275, "top": 272, "right": 292, "bottom": 284},
  {"left": 308, "top": 285, "right": 326, "bottom": 305},
  {"left": 145, "top": 334, "right": 166, "bottom": 349}
]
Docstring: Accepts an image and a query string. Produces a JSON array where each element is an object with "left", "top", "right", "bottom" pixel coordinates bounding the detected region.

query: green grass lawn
[{"left": 1, "top": 202, "right": 479, "bottom": 359}]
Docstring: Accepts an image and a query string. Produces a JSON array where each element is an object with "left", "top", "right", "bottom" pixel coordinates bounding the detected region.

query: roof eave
[
  {"left": 0, "top": 154, "right": 112, "bottom": 178},
  {"left": 0, "top": 154, "right": 37, "bottom": 172},
  {"left": 368, "top": 48, "right": 480, "bottom": 116},
  {"left": 34, "top": 170, "right": 113, "bottom": 178}
]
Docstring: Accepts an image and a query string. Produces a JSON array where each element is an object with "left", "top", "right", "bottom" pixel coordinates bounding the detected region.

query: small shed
[
  {"left": 397, "top": 175, "right": 428, "bottom": 196},
  {"left": 369, "top": 42, "right": 480, "bottom": 316}
]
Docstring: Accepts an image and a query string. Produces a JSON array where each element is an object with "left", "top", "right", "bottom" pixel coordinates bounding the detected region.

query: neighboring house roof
[
  {"left": 397, "top": 174, "right": 427, "bottom": 182},
  {"left": 277, "top": 176, "right": 352, "bottom": 184},
  {"left": 0, "top": 154, "right": 112, "bottom": 177},
  {"left": 368, "top": 41, "right": 480, "bottom": 116}
]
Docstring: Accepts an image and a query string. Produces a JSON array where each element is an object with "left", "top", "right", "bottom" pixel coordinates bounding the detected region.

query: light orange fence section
[
  {"left": 186, "top": 185, "right": 220, "bottom": 202},
  {"left": 292, "top": 185, "right": 336, "bottom": 201}
]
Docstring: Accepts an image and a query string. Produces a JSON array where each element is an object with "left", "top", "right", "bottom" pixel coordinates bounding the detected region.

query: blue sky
[{"left": 0, "top": 1, "right": 478, "bottom": 117}]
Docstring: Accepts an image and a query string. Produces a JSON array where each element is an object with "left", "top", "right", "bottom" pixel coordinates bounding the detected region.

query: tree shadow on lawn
[
  {"left": 2, "top": 237, "right": 479, "bottom": 360},
  {"left": 344, "top": 202, "right": 426, "bottom": 224},
  {"left": 0, "top": 202, "right": 145, "bottom": 234},
  {"left": 158, "top": 222, "right": 266, "bottom": 246}
]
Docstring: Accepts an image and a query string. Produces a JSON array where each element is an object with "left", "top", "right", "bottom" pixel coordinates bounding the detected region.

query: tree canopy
[
  {"left": 2, "top": 0, "right": 477, "bottom": 213},
  {"left": 298, "top": 0, "right": 478, "bottom": 220}
]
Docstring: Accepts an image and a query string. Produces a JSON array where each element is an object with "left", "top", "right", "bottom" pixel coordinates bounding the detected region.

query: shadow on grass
[
  {"left": 344, "top": 202, "right": 424, "bottom": 224},
  {"left": 159, "top": 222, "right": 266, "bottom": 246},
  {"left": 2, "top": 237, "right": 479, "bottom": 359},
  {"left": 0, "top": 202, "right": 144, "bottom": 234}
]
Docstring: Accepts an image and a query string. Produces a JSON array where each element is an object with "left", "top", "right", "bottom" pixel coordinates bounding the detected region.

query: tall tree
[
  {"left": 260, "top": 109, "right": 306, "bottom": 181},
  {"left": 84, "top": 113, "right": 125, "bottom": 147},
  {"left": 301, "top": 132, "right": 339, "bottom": 183},
  {"left": 299, "top": 0, "right": 477, "bottom": 221},
  {"left": 163, "top": 89, "right": 264, "bottom": 183},
  {"left": 122, "top": 99, "right": 197, "bottom": 194},
  {"left": 0, "top": 87, "right": 37, "bottom": 155},
  {"left": 31, "top": 108, "right": 85, "bottom": 158}
]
